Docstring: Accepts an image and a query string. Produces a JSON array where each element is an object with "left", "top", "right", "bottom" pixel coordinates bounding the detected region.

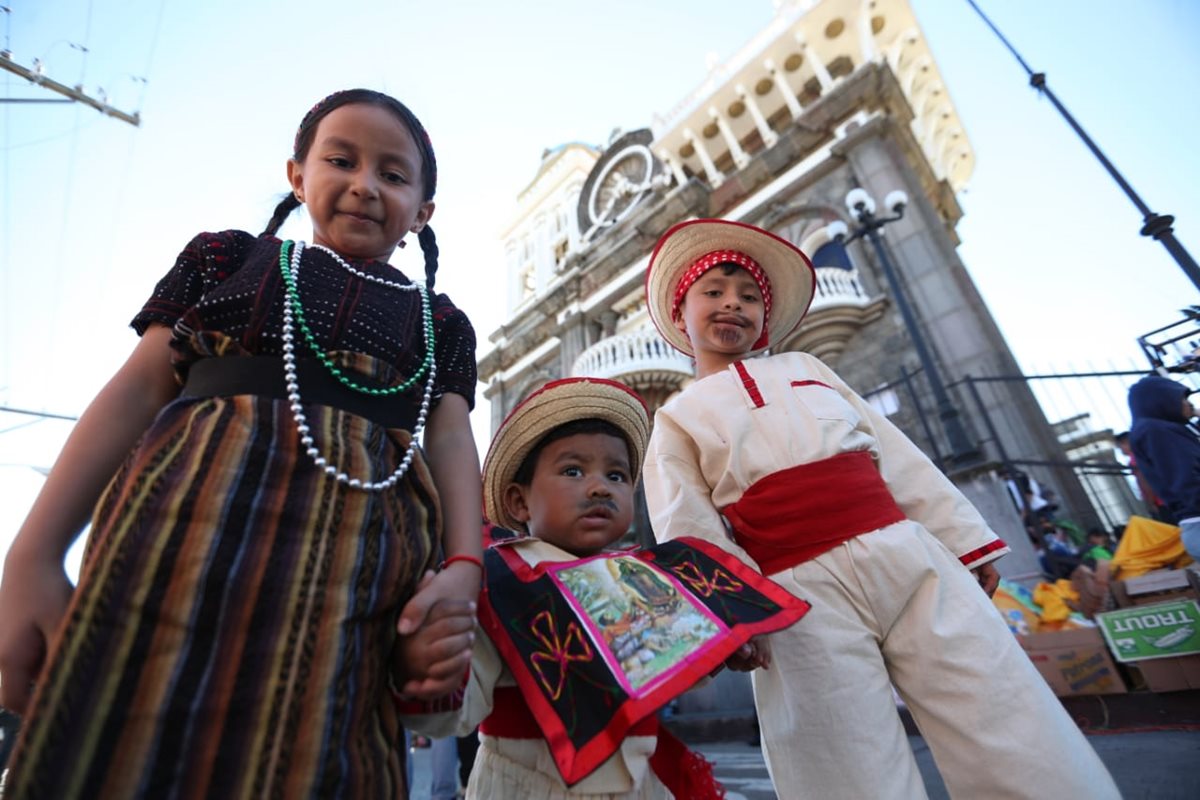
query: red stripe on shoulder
[
  {"left": 735, "top": 361, "right": 765, "bottom": 408},
  {"left": 790, "top": 380, "right": 834, "bottom": 390}
]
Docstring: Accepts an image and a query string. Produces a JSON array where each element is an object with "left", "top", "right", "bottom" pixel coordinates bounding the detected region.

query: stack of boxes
[
  {"left": 1017, "top": 566, "right": 1200, "bottom": 696},
  {"left": 1101, "top": 568, "right": 1200, "bottom": 693}
]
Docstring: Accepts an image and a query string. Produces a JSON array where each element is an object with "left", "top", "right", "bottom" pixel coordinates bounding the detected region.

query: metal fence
[{"left": 859, "top": 358, "right": 1196, "bottom": 535}]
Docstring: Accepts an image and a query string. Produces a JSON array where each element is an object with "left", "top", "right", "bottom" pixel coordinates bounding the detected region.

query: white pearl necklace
[
  {"left": 310, "top": 243, "right": 421, "bottom": 291},
  {"left": 282, "top": 240, "right": 437, "bottom": 492}
]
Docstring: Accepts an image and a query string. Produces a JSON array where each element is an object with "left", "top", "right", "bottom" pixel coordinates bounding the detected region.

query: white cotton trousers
[{"left": 752, "top": 523, "right": 1121, "bottom": 800}]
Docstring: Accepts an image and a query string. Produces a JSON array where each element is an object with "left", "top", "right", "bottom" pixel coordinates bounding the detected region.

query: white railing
[
  {"left": 808, "top": 267, "right": 870, "bottom": 312},
  {"left": 571, "top": 327, "right": 694, "bottom": 381},
  {"left": 571, "top": 272, "right": 867, "bottom": 380}
]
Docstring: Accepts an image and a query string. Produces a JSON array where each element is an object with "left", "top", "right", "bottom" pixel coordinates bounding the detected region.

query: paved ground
[{"left": 407, "top": 728, "right": 1200, "bottom": 799}]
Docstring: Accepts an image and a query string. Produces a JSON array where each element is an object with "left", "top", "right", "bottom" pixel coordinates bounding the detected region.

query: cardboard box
[
  {"left": 1132, "top": 655, "right": 1200, "bottom": 693},
  {"left": 1112, "top": 567, "right": 1200, "bottom": 608},
  {"left": 1095, "top": 598, "right": 1200, "bottom": 693},
  {"left": 1018, "top": 627, "right": 1129, "bottom": 697}
]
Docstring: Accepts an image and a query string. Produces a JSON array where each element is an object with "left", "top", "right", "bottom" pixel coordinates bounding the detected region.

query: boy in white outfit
[{"left": 641, "top": 218, "right": 1121, "bottom": 799}]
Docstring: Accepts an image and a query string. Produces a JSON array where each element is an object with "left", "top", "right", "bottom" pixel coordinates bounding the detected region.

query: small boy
[
  {"left": 1128, "top": 375, "right": 1200, "bottom": 560},
  {"left": 399, "top": 377, "right": 806, "bottom": 798},
  {"left": 641, "top": 219, "right": 1120, "bottom": 799},
  {"left": 1083, "top": 528, "right": 1114, "bottom": 565}
]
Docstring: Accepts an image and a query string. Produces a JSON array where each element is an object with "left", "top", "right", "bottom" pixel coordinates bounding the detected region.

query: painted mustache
[{"left": 580, "top": 499, "right": 618, "bottom": 514}]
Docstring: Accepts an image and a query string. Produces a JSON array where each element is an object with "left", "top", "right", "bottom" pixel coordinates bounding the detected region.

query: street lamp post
[
  {"left": 964, "top": 0, "right": 1200, "bottom": 294},
  {"left": 828, "top": 188, "right": 981, "bottom": 466}
]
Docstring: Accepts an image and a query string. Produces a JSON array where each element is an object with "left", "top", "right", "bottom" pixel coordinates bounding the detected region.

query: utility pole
[
  {"left": 964, "top": 0, "right": 1200, "bottom": 294},
  {"left": 0, "top": 51, "right": 140, "bottom": 127}
]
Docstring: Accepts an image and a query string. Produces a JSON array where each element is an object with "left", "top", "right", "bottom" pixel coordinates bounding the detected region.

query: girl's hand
[
  {"left": 396, "top": 562, "right": 481, "bottom": 636},
  {"left": 395, "top": 572, "right": 477, "bottom": 700},
  {"left": 0, "top": 543, "right": 74, "bottom": 714}
]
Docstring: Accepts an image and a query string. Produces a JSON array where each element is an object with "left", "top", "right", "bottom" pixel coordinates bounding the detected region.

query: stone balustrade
[
  {"left": 571, "top": 327, "right": 693, "bottom": 383},
  {"left": 570, "top": 268, "right": 869, "bottom": 384},
  {"left": 809, "top": 266, "right": 869, "bottom": 312}
]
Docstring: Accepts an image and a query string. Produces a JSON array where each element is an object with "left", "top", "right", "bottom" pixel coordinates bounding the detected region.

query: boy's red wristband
[{"left": 440, "top": 554, "right": 483, "bottom": 572}]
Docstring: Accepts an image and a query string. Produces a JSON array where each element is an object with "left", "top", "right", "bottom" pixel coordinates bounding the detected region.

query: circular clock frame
[{"left": 586, "top": 144, "right": 656, "bottom": 229}]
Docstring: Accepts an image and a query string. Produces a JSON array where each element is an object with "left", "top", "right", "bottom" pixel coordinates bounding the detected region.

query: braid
[
  {"left": 419, "top": 226, "right": 440, "bottom": 290},
  {"left": 262, "top": 194, "right": 301, "bottom": 237}
]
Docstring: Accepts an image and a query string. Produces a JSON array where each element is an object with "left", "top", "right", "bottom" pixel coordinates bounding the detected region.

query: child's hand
[
  {"left": 971, "top": 562, "right": 1001, "bottom": 597},
  {"left": 396, "top": 577, "right": 476, "bottom": 701},
  {"left": 725, "top": 635, "right": 772, "bottom": 672},
  {"left": 397, "top": 561, "right": 482, "bottom": 636},
  {"left": 396, "top": 571, "right": 476, "bottom": 699},
  {"left": 0, "top": 544, "right": 74, "bottom": 714}
]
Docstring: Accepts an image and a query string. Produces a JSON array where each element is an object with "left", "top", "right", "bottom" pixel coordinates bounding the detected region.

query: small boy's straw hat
[
  {"left": 645, "top": 218, "right": 816, "bottom": 357},
  {"left": 482, "top": 377, "right": 650, "bottom": 531}
]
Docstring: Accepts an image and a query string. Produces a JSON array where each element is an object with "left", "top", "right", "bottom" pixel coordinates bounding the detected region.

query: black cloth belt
[{"left": 180, "top": 356, "right": 416, "bottom": 429}]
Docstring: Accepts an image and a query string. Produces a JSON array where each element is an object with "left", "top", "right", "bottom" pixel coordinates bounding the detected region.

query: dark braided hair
[{"left": 262, "top": 88, "right": 441, "bottom": 288}]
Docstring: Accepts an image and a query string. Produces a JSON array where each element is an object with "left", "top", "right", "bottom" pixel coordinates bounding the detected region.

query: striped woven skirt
[{"left": 4, "top": 390, "right": 440, "bottom": 799}]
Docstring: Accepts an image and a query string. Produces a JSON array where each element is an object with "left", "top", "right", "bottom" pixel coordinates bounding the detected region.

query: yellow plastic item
[
  {"left": 1110, "top": 515, "right": 1194, "bottom": 579},
  {"left": 1032, "top": 580, "right": 1080, "bottom": 626}
]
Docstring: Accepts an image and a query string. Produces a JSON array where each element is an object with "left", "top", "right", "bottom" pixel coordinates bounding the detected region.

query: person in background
[
  {"left": 1116, "top": 430, "right": 1174, "bottom": 523},
  {"left": 1128, "top": 375, "right": 1200, "bottom": 560},
  {"left": 429, "top": 736, "right": 461, "bottom": 800},
  {"left": 1082, "top": 529, "right": 1114, "bottom": 565}
]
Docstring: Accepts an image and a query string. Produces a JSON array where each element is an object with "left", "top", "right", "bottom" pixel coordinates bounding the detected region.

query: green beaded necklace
[{"left": 278, "top": 240, "right": 434, "bottom": 396}]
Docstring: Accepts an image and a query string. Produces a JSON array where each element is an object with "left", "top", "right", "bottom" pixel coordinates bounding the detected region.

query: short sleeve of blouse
[
  {"left": 431, "top": 292, "right": 478, "bottom": 410},
  {"left": 131, "top": 230, "right": 258, "bottom": 335}
]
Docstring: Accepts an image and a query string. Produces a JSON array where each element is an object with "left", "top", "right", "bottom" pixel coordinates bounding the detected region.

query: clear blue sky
[{"left": 2, "top": 0, "right": 1199, "bottom": 567}]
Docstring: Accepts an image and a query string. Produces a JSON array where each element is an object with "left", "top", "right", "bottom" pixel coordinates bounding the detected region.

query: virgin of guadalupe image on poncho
[{"left": 552, "top": 554, "right": 722, "bottom": 694}]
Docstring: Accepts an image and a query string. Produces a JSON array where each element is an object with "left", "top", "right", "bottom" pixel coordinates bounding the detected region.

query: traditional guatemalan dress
[
  {"left": 3, "top": 231, "right": 477, "bottom": 799},
  {"left": 643, "top": 352, "right": 1120, "bottom": 800}
]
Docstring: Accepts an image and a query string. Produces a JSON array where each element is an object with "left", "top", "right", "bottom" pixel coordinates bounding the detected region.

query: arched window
[{"left": 811, "top": 239, "right": 854, "bottom": 270}]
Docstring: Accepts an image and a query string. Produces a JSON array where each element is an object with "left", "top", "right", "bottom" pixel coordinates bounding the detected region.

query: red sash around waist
[
  {"left": 721, "top": 450, "right": 905, "bottom": 575},
  {"left": 480, "top": 687, "right": 723, "bottom": 798},
  {"left": 481, "top": 686, "right": 657, "bottom": 740}
]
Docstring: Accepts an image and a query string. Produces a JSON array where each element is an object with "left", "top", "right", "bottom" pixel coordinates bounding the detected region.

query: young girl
[{"left": 0, "top": 89, "right": 482, "bottom": 799}]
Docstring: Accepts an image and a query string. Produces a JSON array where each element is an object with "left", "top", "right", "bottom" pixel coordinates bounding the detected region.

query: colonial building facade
[{"left": 478, "top": 0, "right": 1097, "bottom": 725}]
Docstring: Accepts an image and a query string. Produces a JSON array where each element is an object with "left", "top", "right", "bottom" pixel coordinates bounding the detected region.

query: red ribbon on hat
[{"left": 671, "top": 249, "right": 773, "bottom": 350}]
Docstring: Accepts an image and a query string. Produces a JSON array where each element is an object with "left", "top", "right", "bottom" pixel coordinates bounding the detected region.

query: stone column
[
  {"left": 684, "top": 127, "right": 724, "bottom": 187},
  {"left": 795, "top": 34, "right": 834, "bottom": 92},
  {"left": 736, "top": 83, "right": 779, "bottom": 148},
  {"left": 658, "top": 149, "right": 688, "bottom": 188},
  {"left": 764, "top": 57, "right": 803, "bottom": 119},
  {"left": 709, "top": 106, "right": 750, "bottom": 169},
  {"left": 857, "top": 0, "right": 877, "bottom": 62}
]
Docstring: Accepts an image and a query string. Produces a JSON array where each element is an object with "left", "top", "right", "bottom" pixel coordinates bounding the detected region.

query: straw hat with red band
[
  {"left": 645, "top": 218, "right": 816, "bottom": 357},
  {"left": 482, "top": 377, "right": 650, "bottom": 531}
]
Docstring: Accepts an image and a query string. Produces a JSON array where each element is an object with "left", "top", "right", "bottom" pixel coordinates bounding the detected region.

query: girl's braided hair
[{"left": 262, "top": 89, "right": 441, "bottom": 289}]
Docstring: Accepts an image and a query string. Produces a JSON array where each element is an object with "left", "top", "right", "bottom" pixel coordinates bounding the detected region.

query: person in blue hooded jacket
[{"left": 1128, "top": 375, "right": 1200, "bottom": 560}]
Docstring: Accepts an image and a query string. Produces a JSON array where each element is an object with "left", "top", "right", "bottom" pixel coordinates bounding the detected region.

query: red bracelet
[{"left": 440, "top": 554, "right": 483, "bottom": 572}]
